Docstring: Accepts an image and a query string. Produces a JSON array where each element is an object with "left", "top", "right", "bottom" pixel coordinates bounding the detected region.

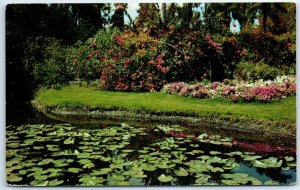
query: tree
[
  {"left": 111, "top": 3, "right": 127, "bottom": 29},
  {"left": 159, "top": 3, "right": 167, "bottom": 25}
]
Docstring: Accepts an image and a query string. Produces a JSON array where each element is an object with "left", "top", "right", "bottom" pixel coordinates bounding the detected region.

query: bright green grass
[{"left": 35, "top": 85, "right": 296, "bottom": 123}]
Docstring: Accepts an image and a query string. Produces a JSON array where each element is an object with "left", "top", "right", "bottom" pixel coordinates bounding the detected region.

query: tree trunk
[
  {"left": 261, "top": 3, "right": 269, "bottom": 32},
  {"left": 160, "top": 3, "right": 167, "bottom": 25},
  {"left": 182, "top": 3, "right": 193, "bottom": 25}
]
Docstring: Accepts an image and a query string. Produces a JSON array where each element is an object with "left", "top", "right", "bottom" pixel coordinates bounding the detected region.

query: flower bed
[{"left": 162, "top": 75, "right": 296, "bottom": 102}]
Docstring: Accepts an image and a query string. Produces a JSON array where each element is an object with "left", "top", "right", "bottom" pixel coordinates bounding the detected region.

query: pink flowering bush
[
  {"left": 162, "top": 75, "right": 296, "bottom": 102},
  {"left": 86, "top": 30, "right": 170, "bottom": 91}
]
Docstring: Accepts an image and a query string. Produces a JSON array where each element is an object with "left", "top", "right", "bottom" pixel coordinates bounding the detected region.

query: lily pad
[
  {"left": 30, "top": 180, "right": 49, "bottom": 186},
  {"left": 243, "top": 155, "right": 262, "bottom": 161},
  {"left": 63, "top": 137, "right": 75, "bottom": 145},
  {"left": 115, "top": 181, "right": 130, "bottom": 186},
  {"left": 37, "top": 159, "right": 53, "bottom": 166},
  {"left": 121, "top": 123, "right": 130, "bottom": 128},
  {"left": 48, "top": 179, "right": 64, "bottom": 186},
  {"left": 209, "top": 151, "right": 222, "bottom": 155},
  {"left": 284, "top": 156, "right": 294, "bottom": 162},
  {"left": 221, "top": 173, "right": 262, "bottom": 185},
  {"left": 68, "top": 168, "right": 82, "bottom": 173},
  {"left": 157, "top": 162, "right": 176, "bottom": 169},
  {"left": 252, "top": 157, "right": 282, "bottom": 168},
  {"left": 287, "top": 162, "right": 296, "bottom": 167},
  {"left": 79, "top": 175, "right": 106, "bottom": 186},
  {"left": 91, "top": 168, "right": 112, "bottom": 176},
  {"left": 141, "top": 163, "right": 157, "bottom": 172},
  {"left": 210, "top": 167, "right": 224, "bottom": 173},
  {"left": 264, "top": 180, "right": 280, "bottom": 185},
  {"left": 225, "top": 151, "right": 243, "bottom": 157},
  {"left": 174, "top": 167, "right": 189, "bottom": 177},
  {"left": 195, "top": 174, "right": 211, "bottom": 185},
  {"left": 158, "top": 174, "right": 173, "bottom": 183},
  {"left": 53, "top": 159, "right": 69, "bottom": 167},
  {"left": 122, "top": 149, "right": 134, "bottom": 153},
  {"left": 110, "top": 174, "right": 125, "bottom": 181},
  {"left": 7, "top": 174, "right": 22, "bottom": 182}
]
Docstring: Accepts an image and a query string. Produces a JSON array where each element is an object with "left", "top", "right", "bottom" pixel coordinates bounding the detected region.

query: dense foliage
[{"left": 7, "top": 3, "right": 296, "bottom": 104}]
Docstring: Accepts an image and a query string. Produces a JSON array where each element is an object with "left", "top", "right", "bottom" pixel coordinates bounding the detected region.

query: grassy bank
[{"left": 34, "top": 85, "right": 296, "bottom": 123}]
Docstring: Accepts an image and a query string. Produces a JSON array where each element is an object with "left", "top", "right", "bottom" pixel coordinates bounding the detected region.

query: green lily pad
[
  {"left": 284, "top": 156, "right": 294, "bottom": 162},
  {"left": 157, "top": 162, "right": 176, "bottom": 169},
  {"left": 210, "top": 167, "right": 224, "bottom": 173},
  {"left": 158, "top": 174, "right": 173, "bottom": 183},
  {"left": 37, "top": 159, "right": 53, "bottom": 166},
  {"left": 121, "top": 123, "right": 130, "bottom": 128},
  {"left": 197, "top": 133, "right": 208, "bottom": 140},
  {"left": 264, "top": 180, "right": 280, "bottom": 185},
  {"left": 195, "top": 174, "right": 211, "bottom": 185},
  {"left": 252, "top": 157, "right": 282, "bottom": 168},
  {"left": 53, "top": 159, "right": 69, "bottom": 167},
  {"left": 282, "top": 166, "right": 290, "bottom": 171},
  {"left": 110, "top": 174, "right": 125, "bottom": 181},
  {"left": 243, "top": 155, "right": 262, "bottom": 161},
  {"left": 222, "top": 160, "right": 240, "bottom": 170},
  {"left": 33, "top": 173, "right": 48, "bottom": 181},
  {"left": 115, "top": 181, "right": 130, "bottom": 186},
  {"left": 79, "top": 175, "right": 106, "bottom": 186},
  {"left": 221, "top": 173, "right": 262, "bottom": 185},
  {"left": 141, "top": 163, "right": 157, "bottom": 171},
  {"left": 77, "top": 153, "right": 91, "bottom": 159},
  {"left": 48, "top": 179, "right": 64, "bottom": 186},
  {"left": 122, "top": 149, "right": 134, "bottom": 153},
  {"left": 83, "top": 162, "right": 95, "bottom": 169},
  {"left": 33, "top": 146, "right": 44, "bottom": 150},
  {"left": 68, "top": 168, "right": 82, "bottom": 173},
  {"left": 63, "top": 137, "right": 75, "bottom": 145},
  {"left": 30, "top": 180, "right": 49, "bottom": 186},
  {"left": 222, "top": 173, "right": 248, "bottom": 179},
  {"left": 18, "top": 170, "right": 28, "bottom": 175},
  {"left": 225, "top": 151, "right": 243, "bottom": 157},
  {"left": 138, "top": 150, "right": 148, "bottom": 154},
  {"left": 7, "top": 174, "right": 22, "bottom": 182},
  {"left": 129, "top": 177, "right": 144, "bottom": 185},
  {"left": 210, "top": 151, "right": 221, "bottom": 155},
  {"left": 91, "top": 168, "right": 112, "bottom": 176},
  {"left": 206, "top": 156, "right": 223, "bottom": 164},
  {"left": 7, "top": 142, "right": 21, "bottom": 148},
  {"left": 190, "top": 144, "right": 200, "bottom": 147},
  {"left": 174, "top": 167, "right": 188, "bottom": 176},
  {"left": 287, "top": 162, "right": 296, "bottom": 167},
  {"left": 172, "top": 159, "right": 183, "bottom": 164},
  {"left": 198, "top": 155, "right": 210, "bottom": 160}
]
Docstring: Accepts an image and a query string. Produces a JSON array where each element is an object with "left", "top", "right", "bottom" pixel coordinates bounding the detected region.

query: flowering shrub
[
  {"left": 85, "top": 30, "right": 170, "bottom": 91},
  {"left": 162, "top": 75, "right": 296, "bottom": 102}
]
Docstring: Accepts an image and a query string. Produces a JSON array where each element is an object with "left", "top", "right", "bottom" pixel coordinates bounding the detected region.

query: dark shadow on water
[{"left": 6, "top": 103, "right": 61, "bottom": 126}]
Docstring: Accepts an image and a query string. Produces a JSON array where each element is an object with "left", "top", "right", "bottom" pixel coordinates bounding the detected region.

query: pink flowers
[
  {"left": 113, "top": 34, "right": 123, "bottom": 46},
  {"left": 162, "top": 75, "right": 296, "bottom": 103},
  {"left": 205, "top": 35, "right": 222, "bottom": 52}
]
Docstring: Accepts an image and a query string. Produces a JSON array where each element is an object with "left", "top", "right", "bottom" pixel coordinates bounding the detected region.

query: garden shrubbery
[
  {"left": 27, "top": 4, "right": 295, "bottom": 100},
  {"left": 85, "top": 30, "right": 170, "bottom": 91},
  {"left": 234, "top": 60, "right": 283, "bottom": 81}
]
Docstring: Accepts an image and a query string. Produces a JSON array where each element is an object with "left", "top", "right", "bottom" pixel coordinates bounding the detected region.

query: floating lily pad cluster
[{"left": 6, "top": 123, "right": 296, "bottom": 186}]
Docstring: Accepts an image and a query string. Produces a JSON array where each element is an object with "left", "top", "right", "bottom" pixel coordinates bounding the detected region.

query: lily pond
[{"left": 6, "top": 123, "right": 296, "bottom": 186}]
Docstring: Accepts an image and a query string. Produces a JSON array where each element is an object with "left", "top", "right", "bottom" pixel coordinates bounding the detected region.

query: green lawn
[{"left": 34, "top": 85, "right": 296, "bottom": 123}]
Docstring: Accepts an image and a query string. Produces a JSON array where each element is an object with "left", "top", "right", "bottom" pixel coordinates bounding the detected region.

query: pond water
[{"left": 6, "top": 122, "right": 296, "bottom": 186}]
